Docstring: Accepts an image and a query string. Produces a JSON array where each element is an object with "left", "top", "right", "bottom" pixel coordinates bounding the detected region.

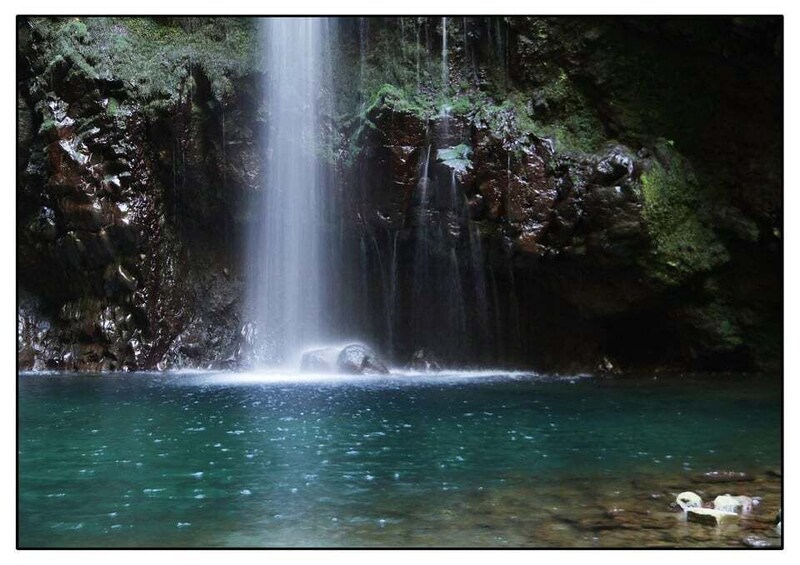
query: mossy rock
[
  {"left": 639, "top": 143, "right": 728, "bottom": 285},
  {"left": 28, "top": 17, "right": 258, "bottom": 115}
]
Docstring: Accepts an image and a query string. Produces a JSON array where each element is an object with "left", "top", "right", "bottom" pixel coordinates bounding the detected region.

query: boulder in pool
[
  {"left": 337, "top": 343, "right": 389, "bottom": 375},
  {"left": 299, "top": 343, "right": 389, "bottom": 375},
  {"left": 675, "top": 491, "right": 703, "bottom": 511},
  {"left": 714, "top": 494, "right": 753, "bottom": 514},
  {"left": 686, "top": 507, "right": 739, "bottom": 526}
]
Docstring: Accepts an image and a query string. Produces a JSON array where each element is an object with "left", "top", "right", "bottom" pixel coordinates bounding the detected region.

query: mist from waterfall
[{"left": 245, "top": 18, "right": 331, "bottom": 366}]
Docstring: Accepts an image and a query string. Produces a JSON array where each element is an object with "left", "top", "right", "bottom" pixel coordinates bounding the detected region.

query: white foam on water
[
  {"left": 179, "top": 369, "right": 591, "bottom": 387},
  {"left": 19, "top": 368, "right": 593, "bottom": 387}
]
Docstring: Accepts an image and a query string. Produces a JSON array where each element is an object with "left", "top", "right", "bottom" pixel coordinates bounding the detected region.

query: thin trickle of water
[
  {"left": 368, "top": 233, "right": 390, "bottom": 353},
  {"left": 489, "top": 268, "right": 505, "bottom": 362},
  {"left": 359, "top": 235, "right": 369, "bottom": 332},
  {"left": 415, "top": 19, "right": 421, "bottom": 91},
  {"left": 441, "top": 17, "right": 448, "bottom": 93},
  {"left": 463, "top": 17, "right": 469, "bottom": 77},
  {"left": 425, "top": 20, "right": 430, "bottom": 82},
  {"left": 506, "top": 151, "right": 512, "bottom": 216},
  {"left": 358, "top": 17, "right": 368, "bottom": 106},
  {"left": 411, "top": 145, "right": 432, "bottom": 355},
  {"left": 448, "top": 168, "right": 458, "bottom": 208},
  {"left": 221, "top": 106, "right": 229, "bottom": 244},
  {"left": 400, "top": 17, "right": 406, "bottom": 61},
  {"left": 245, "top": 18, "right": 331, "bottom": 366},
  {"left": 507, "top": 259, "right": 521, "bottom": 355},
  {"left": 388, "top": 231, "right": 399, "bottom": 359},
  {"left": 405, "top": 134, "right": 492, "bottom": 365},
  {"left": 422, "top": 144, "right": 432, "bottom": 182},
  {"left": 448, "top": 246, "right": 467, "bottom": 349},
  {"left": 468, "top": 220, "right": 490, "bottom": 359},
  {"left": 221, "top": 107, "right": 226, "bottom": 193}
]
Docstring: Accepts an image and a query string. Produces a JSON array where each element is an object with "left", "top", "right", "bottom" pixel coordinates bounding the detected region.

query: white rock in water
[
  {"left": 676, "top": 491, "right": 703, "bottom": 510},
  {"left": 776, "top": 521, "right": 782, "bottom": 536},
  {"left": 714, "top": 494, "right": 754, "bottom": 514},
  {"left": 735, "top": 495, "right": 754, "bottom": 514},
  {"left": 687, "top": 507, "right": 739, "bottom": 526}
]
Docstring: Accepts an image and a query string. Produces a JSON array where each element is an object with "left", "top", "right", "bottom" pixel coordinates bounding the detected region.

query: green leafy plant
[{"left": 437, "top": 144, "right": 472, "bottom": 173}]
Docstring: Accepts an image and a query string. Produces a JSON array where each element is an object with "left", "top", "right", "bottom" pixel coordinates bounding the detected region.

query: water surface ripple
[{"left": 18, "top": 372, "right": 781, "bottom": 547}]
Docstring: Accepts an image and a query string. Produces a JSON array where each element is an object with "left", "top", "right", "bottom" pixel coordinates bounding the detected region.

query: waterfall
[
  {"left": 245, "top": 18, "right": 331, "bottom": 366},
  {"left": 240, "top": 17, "right": 507, "bottom": 370}
]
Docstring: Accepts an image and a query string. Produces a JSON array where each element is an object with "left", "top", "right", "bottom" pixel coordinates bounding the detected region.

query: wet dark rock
[
  {"left": 597, "top": 356, "right": 621, "bottom": 375},
  {"left": 406, "top": 348, "right": 444, "bottom": 372},
  {"left": 26, "top": 207, "right": 58, "bottom": 241},
  {"left": 593, "top": 145, "right": 635, "bottom": 185}
]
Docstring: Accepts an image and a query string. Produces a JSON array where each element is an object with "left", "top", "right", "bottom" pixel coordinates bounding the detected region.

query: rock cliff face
[
  {"left": 17, "top": 17, "right": 257, "bottom": 371},
  {"left": 17, "top": 16, "right": 782, "bottom": 373}
]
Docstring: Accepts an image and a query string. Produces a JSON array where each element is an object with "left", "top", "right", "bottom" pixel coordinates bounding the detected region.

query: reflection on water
[{"left": 18, "top": 372, "right": 781, "bottom": 547}]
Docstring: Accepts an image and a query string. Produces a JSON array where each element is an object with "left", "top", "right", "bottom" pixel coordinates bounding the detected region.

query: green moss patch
[
  {"left": 640, "top": 154, "right": 728, "bottom": 285},
  {"left": 29, "top": 17, "right": 257, "bottom": 114}
]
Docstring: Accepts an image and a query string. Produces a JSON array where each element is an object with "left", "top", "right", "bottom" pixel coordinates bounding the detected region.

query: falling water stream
[{"left": 245, "top": 18, "right": 331, "bottom": 366}]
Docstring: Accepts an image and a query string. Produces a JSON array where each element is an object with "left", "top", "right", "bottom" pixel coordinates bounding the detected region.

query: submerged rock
[
  {"left": 741, "top": 535, "right": 781, "bottom": 548},
  {"left": 693, "top": 471, "right": 754, "bottom": 483},
  {"left": 686, "top": 508, "right": 739, "bottom": 526}
]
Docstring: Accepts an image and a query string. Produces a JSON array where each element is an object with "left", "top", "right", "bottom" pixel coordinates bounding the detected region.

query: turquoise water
[{"left": 18, "top": 371, "right": 781, "bottom": 547}]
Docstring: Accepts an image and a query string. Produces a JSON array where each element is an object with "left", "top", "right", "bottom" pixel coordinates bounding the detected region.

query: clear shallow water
[{"left": 18, "top": 372, "right": 781, "bottom": 547}]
